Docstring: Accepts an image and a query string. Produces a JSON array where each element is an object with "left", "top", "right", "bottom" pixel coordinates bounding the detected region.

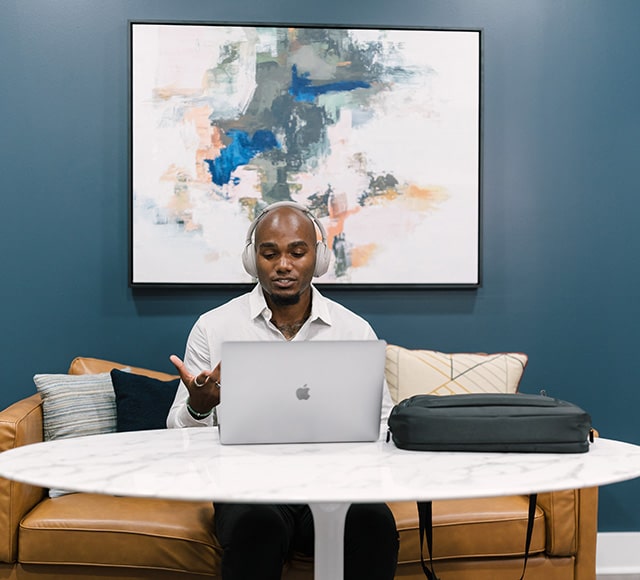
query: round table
[{"left": 2, "top": 428, "right": 640, "bottom": 580}]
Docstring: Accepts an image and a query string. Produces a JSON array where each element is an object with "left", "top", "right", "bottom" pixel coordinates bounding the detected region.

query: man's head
[{"left": 242, "top": 202, "right": 330, "bottom": 306}]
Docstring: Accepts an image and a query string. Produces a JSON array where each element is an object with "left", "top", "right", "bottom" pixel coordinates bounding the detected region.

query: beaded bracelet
[{"left": 186, "top": 398, "right": 214, "bottom": 420}]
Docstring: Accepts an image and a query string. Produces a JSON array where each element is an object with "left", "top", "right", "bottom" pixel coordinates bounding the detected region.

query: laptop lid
[{"left": 217, "top": 340, "right": 386, "bottom": 445}]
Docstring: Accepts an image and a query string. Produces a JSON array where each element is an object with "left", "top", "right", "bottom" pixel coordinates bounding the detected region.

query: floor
[{"left": 596, "top": 532, "right": 640, "bottom": 579}]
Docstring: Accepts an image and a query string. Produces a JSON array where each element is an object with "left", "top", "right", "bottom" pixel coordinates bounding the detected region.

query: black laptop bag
[
  {"left": 386, "top": 392, "right": 593, "bottom": 580},
  {"left": 387, "top": 392, "right": 592, "bottom": 453}
]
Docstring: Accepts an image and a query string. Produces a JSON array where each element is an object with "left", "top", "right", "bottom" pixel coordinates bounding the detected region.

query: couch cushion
[
  {"left": 19, "top": 493, "right": 221, "bottom": 574},
  {"left": 110, "top": 369, "right": 179, "bottom": 432},
  {"left": 389, "top": 495, "right": 546, "bottom": 564},
  {"left": 385, "top": 345, "right": 528, "bottom": 403},
  {"left": 19, "top": 494, "right": 545, "bottom": 574}
]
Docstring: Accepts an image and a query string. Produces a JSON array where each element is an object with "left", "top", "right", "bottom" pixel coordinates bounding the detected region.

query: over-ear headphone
[{"left": 242, "top": 201, "right": 331, "bottom": 278}]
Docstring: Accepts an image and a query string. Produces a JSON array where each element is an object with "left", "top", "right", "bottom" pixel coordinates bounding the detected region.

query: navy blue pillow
[{"left": 110, "top": 369, "right": 178, "bottom": 432}]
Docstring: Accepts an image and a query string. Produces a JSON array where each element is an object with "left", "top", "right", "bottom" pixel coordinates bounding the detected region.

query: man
[{"left": 167, "top": 201, "right": 398, "bottom": 580}]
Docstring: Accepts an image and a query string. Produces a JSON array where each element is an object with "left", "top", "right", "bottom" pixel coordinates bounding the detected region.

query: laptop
[{"left": 217, "top": 340, "right": 386, "bottom": 445}]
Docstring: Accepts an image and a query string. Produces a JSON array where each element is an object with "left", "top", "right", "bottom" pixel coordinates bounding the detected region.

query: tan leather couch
[{"left": 0, "top": 357, "right": 598, "bottom": 580}]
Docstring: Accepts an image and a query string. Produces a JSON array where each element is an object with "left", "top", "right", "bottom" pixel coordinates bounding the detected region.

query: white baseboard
[{"left": 597, "top": 532, "right": 640, "bottom": 578}]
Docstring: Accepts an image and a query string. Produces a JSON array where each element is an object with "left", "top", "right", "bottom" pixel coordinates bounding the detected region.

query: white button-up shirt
[{"left": 167, "top": 284, "right": 393, "bottom": 434}]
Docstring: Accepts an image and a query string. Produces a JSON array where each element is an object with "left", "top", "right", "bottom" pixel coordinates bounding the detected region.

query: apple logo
[{"left": 296, "top": 384, "right": 311, "bottom": 400}]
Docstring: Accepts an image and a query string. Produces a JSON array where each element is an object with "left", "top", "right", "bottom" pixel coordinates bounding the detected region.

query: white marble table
[{"left": 2, "top": 428, "right": 640, "bottom": 580}]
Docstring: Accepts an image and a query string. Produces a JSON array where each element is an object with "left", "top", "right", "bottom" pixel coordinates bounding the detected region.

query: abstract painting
[{"left": 130, "top": 22, "right": 481, "bottom": 287}]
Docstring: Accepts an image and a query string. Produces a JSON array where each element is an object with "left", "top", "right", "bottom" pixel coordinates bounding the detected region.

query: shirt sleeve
[{"left": 166, "top": 319, "right": 217, "bottom": 428}]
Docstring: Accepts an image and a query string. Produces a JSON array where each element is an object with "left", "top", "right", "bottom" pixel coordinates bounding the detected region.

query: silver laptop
[{"left": 217, "top": 340, "right": 386, "bottom": 445}]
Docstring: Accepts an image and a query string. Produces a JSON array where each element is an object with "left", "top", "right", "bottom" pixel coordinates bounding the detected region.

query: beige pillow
[{"left": 385, "top": 345, "right": 528, "bottom": 404}]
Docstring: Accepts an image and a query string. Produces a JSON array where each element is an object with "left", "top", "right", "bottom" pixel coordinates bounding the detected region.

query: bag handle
[
  {"left": 519, "top": 493, "right": 537, "bottom": 580},
  {"left": 417, "top": 494, "right": 537, "bottom": 580},
  {"left": 417, "top": 501, "right": 440, "bottom": 580}
]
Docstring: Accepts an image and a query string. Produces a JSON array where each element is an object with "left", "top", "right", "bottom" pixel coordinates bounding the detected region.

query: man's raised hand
[{"left": 169, "top": 355, "right": 221, "bottom": 413}]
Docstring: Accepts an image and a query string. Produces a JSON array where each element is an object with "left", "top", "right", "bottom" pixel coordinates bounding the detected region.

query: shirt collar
[
  {"left": 248, "top": 283, "right": 333, "bottom": 327},
  {"left": 249, "top": 284, "right": 269, "bottom": 320},
  {"left": 309, "top": 285, "right": 332, "bottom": 326}
]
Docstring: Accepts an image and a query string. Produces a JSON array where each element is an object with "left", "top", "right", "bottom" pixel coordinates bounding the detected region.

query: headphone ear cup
[
  {"left": 242, "top": 243, "right": 258, "bottom": 278},
  {"left": 314, "top": 241, "right": 331, "bottom": 277}
]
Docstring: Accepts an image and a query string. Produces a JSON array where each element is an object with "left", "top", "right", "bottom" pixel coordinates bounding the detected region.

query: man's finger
[{"left": 169, "top": 355, "right": 191, "bottom": 380}]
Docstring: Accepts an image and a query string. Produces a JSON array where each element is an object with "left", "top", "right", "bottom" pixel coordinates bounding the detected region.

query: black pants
[{"left": 214, "top": 502, "right": 399, "bottom": 580}]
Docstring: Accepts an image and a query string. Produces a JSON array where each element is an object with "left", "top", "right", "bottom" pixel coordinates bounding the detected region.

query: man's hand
[{"left": 169, "top": 355, "right": 221, "bottom": 414}]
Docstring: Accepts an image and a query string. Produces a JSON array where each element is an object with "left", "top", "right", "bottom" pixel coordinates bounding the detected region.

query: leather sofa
[{"left": 0, "top": 356, "right": 598, "bottom": 580}]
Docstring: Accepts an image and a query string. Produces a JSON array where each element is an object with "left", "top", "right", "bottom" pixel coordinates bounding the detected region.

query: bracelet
[{"left": 186, "top": 398, "right": 214, "bottom": 420}]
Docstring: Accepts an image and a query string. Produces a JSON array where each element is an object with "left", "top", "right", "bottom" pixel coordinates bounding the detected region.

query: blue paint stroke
[
  {"left": 289, "top": 64, "right": 370, "bottom": 103},
  {"left": 205, "top": 129, "right": 279, "bottom": 186}
]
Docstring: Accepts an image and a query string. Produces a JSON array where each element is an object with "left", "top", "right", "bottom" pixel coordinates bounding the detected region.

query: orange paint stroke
[
  {"left": 350, "top": 243, "right": 377, "bottom": 268},
  {"left": 182, "top": 109, "right": 225, "bottom": 185},
  {"left": 404, "top": 184, "right": 449, "bottom": 211},
  {"left": 153, "top": 86, "right": 201, "bottom": 101},
  {"left": 160, "top": 164, "right": 184, "bottom": 182},
  {"left": 325, "top": 197, "right": 360, "bottom": 250},
  {"left": 184, "top": 106, "right": 214, "bottom": 149}
]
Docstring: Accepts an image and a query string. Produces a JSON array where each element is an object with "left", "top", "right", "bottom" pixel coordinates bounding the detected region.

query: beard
[{"left": 268, "top": 291, "right": 302, "bottom": 307}]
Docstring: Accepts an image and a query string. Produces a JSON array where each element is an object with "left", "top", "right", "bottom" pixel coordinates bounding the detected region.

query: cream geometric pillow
[{"left": 385, "top": 345, "right": 528, "bottom": 404}]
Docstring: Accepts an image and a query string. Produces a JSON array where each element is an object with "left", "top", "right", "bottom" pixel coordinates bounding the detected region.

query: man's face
[{"left": 254, "top": 208, "right": 317, "bottom": 306}]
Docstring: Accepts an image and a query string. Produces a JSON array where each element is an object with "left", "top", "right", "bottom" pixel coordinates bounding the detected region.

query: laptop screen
[{"left": 217, "top": 340, "right": 386, "bottom": 445}]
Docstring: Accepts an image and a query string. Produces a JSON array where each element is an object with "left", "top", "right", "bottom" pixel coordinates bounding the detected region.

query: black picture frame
[{"left": 130, "top": 21, "right": 482, "bottom": 289}]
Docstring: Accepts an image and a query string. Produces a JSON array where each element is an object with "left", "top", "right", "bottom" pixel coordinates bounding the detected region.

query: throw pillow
[
  {"left": 385, "top": 345, "right": 528, "bottom": 404},
  {"left": 33, "top": 372, "right": 116, "bottom": 497},
  {"left": 110, "top": 369, "right": 178, "bottom": 432},
  {"left": 33, "top": 372, "right": 116, "bottom": 441}
]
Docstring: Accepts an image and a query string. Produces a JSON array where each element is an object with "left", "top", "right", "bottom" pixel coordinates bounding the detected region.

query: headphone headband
[
  {"left": 244, "top": 201, "right": 328, "bottom": 245},
  {"left": 242, "top": 201, "right": 331, "bottom": 278}
]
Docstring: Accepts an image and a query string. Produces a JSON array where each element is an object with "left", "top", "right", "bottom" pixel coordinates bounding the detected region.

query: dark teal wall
[{"left": 2, "top": 0, "right": 639, "bottom": 531}]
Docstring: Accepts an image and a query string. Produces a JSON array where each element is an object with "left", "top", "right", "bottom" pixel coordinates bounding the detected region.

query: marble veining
[{"left": 1, "top": 428, "right": 640, "bottom": 503}]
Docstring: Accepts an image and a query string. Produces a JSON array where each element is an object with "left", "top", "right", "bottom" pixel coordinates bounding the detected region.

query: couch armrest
[
  {"left": 574, "top": 486, "right": 598, "bottom": 580},
  {"left": 537, "top": 489, "right": 579, "bottom": 556},
  {"left": 0, "top": 394, "right": 47, "bottom": 563},
  {"left": 537, "top": 487, "right": 597, "bottom": 576}
]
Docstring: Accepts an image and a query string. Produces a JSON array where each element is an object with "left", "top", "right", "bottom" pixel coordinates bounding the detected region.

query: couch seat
[
  {"left": 19, "top": 494, "right": 221, "bottom": 575},
  {"left": 18, "top": 492, "right": 546, "bottom": 575}
]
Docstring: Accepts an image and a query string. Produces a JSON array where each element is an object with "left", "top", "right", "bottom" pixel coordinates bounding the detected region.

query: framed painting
[{"left": 130, "top": 22, "right": 481, "bottom": 288}]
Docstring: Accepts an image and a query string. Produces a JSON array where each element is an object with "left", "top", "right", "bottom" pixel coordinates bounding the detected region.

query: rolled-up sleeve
[{"left": 166, "top": 320, "right": 217, "bottom": 428}]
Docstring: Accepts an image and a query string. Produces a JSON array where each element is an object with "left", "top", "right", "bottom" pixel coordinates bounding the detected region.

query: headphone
[{"left": 242, "top": 201, "right": 331, "bottom": 278}]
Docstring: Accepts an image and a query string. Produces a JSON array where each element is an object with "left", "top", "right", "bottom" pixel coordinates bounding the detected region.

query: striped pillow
[
  {"left": 33, "top": 372, "right": 116, "bottom": 497},
  {"left": 34, "top": 372, "right": 116, "bottom": 441},
  {"left": 385, "top": 345, "right": 528, "bottom": 404}
]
